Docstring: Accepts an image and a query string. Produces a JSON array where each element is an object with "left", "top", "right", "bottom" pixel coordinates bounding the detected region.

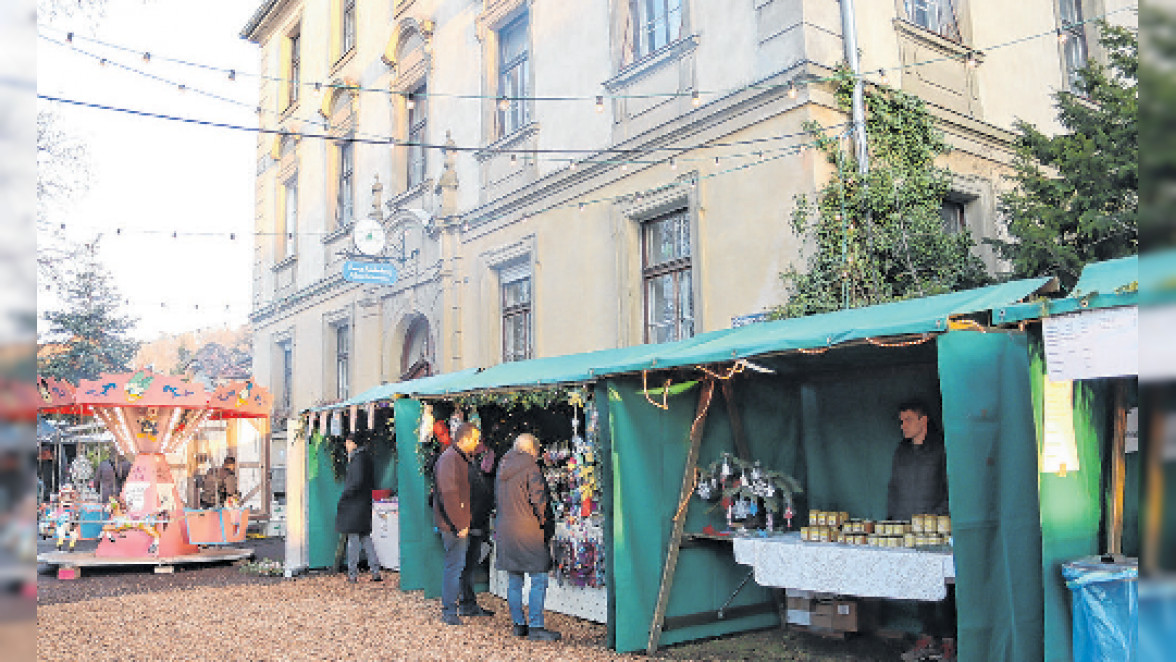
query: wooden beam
[
  {"left": 721, "top": 379, "right": 752, "bottom": 461},
  {"left": 1107, "top": 381, "right": 1127, "bottom": 555},
  {"left": 647, "top": 379, "right": 716, "bottom": 655}
]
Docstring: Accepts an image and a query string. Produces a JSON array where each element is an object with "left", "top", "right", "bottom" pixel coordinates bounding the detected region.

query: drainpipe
[{"left": 840, "top": 0, "right": 869, "bottom": 176}]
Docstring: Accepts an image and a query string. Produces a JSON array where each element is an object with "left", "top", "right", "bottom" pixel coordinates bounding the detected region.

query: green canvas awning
[
  {"left": 995, "top": 256, "right": 1139, "bottom": 324},
  {"left": 596, "top": 277, "right": 1051, "bottom": 375}
]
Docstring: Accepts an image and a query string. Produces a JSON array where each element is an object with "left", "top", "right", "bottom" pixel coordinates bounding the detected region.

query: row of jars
[
  {"left": 807, "top": 511, "right": 952, "bottom": 536},
  {"left": 800, "top": 526, "right": 950, "bottom": 548}
]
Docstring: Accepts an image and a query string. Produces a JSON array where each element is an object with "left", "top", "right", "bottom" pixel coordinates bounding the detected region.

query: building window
[
  {"left": 334, "top": 324, "right": 350, "bottom": 400},
  {"left": 407, "top": 82, "right": 427, "bottom": 189},
  {"left": 287, "top": 30, "right": 301, "bottom": 108},
  {"left": 643, "top": 210, "right": 693, "bottom": 343},
  {"left": 334, "top": 141, "right": 354, "bottom": 228},
  {"left": 341, "top": 0, "right": 357, "bottom": 57},
  {"left": 501, "top": 266, "right": 532, "bottom": 362},
  {"left": 631, "top": 0, "right": 683, "bottom": 60},
  {"left": 903, "top": 0, "right": 961, "bottom": 43},
  {"left": 497, "top": 12, "right": 530, "bottom": 137},
  {"left": 940, "top": 199, "right": 966, "bottom": 234},
  {"left": 279, "top": 340, "right": 293, "bottom": 413},
  {"left": 401, "top": 316, "right": 432, "bottom": 379},
  {"left": 1058, "top": 0, "right": 1088, "bottom": 92},
  {"left": 279, "top": 176, "right": 298, "bottom": 257}
]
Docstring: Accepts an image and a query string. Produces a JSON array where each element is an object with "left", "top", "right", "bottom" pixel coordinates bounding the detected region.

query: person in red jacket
[{"left": 433, "top": 423, "right": 493, "bottom": 624}]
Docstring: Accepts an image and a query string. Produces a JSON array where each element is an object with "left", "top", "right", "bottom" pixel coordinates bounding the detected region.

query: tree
[
  {"left": 993, "top": 24, "right": 1137, "bottom": 291},
  {"left": 775, "top": 71, "right": 990, "bottom": 318},
  {"left": 38, "top": 242, "right": 140, "bottom": 382}
]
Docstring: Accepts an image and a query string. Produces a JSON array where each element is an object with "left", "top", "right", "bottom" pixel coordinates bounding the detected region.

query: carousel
[{"left": 37, "top": 370, "right": 272, "bottom": 571}]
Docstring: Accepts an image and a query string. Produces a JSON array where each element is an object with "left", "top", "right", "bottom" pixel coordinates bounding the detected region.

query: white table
[{"left": 732, "top": 533, "right": 955, "bottom": 601}]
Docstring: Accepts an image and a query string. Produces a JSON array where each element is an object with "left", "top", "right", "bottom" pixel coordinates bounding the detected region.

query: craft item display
[
  {"left": 541, "top": 405, "right": 602, "bottom": 525},
  {"left": 551, "top": 523, "right": 606, "bottom": 588},
  {"left": 694, "top": 453, "right": 803, "bottom": 531}
]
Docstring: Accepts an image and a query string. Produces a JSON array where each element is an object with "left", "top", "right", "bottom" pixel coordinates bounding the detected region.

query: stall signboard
[
  {"left": 731, "top": 312, "right": 769, "bottom": 328},
  {"left": 1043, "top": 306, "right": 1137, "bottom": 382},
  {"left": 343, "top": 260, "right": 398, "bottom": 286}
]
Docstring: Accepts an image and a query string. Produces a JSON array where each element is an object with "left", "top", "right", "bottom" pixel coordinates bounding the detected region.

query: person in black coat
[{"left": 336, "top": 434, "right": 382, "bottom": 583}]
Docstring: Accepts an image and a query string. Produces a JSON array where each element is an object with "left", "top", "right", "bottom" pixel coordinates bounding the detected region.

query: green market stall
[{"left": 374, "top": 278, "right": 1056, "bottom": 660}]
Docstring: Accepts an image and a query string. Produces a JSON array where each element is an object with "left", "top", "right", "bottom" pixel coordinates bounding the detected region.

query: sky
[{"left": 37, "top": 0, "right": 261, "bottom": 341}]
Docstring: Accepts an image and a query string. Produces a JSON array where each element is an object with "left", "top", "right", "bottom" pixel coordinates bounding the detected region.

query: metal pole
[{"left": 841, "top": 0, "right": 869, "bottom": 176}]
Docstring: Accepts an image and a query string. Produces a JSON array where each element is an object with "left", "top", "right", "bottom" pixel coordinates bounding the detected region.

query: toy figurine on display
[
  {"left": 53, "top": 485, "right": 81, "bottom": 551},
  {"left": 102, "top": 497, "right": 166, "bottom": 555}
]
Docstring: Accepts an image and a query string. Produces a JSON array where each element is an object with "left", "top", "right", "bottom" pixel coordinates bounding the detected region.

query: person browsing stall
[
  {"left": 433, "top": 423, "right": 493, "bottom": 624},
  {"left": 336, "top": 434, "right": 382, "bottom": 583},
  {"left": 495, "top": 433, "right": 561, "bottom": 642}
]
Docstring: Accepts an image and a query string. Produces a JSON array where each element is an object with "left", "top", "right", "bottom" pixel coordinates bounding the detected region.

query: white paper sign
[
  {"left": 1042, "top": 378, "right": 1080, "bottom": 475},
  {"left": 124, "top": 482, "right": 149, "bottom": 512},
  {"left": 1125, "top": 408, "right": 1139, "bottom": 454},
  {"left": 1043, "top": 307, "right": 1138, "bottom": 382}
]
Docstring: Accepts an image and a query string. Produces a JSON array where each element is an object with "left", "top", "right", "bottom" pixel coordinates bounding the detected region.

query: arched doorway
[{"left": 400, "top": 315, "right": 432, "bottom": 380}]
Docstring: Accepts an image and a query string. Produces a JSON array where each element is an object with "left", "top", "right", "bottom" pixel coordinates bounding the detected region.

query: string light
[
  {"left": 498, "top": 95, "right": 509, "bottom": 111},
  {"left": 787, "top": 81, "right": 797, "bottom": 99},
  {"left": 965, "top": 51, "right": 979, "bottom": 68},
  {"left": 228, "top": 69, "right": 236, "bottom": 81},
  {"left": 405, "top": 93, "right": 415, "bottom": 110},
  {"left": 569, "top": 160, "right": 577, "bottom": 170},
  {"left": 99, "top": 58, "right": 107, "bottom": 66},
  {"left": 670, "top": 158, "right": 677, "bottom": 170},
  {"left": 1057, "top": 28, "right": 1068, "bottom": 44},
  {"left": 510, "top": 153, "right": 517, "bottom": 165},
  {"left": 691, "top": 90, "right": 700, "bottom": 107},
  {"left": 578, "top": 203, "right": 585, "bottom": 213},
  {"left": 65, "top": 32, "right": 73, "bottom": 44},
  {"left": 878, "top": 68, "right": 889, "bottom": 85},
  {"left": 142, "top": 52, "right": 151, "bottom": 63},
  {"left": 595, "top": 95, "right": 604, "bottom": 112}
]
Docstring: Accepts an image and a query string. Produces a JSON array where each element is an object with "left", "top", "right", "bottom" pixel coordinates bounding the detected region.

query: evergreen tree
[
  {"left": 775, "top": 71, "right": 990, "bottom": 318},
  {"left": 993, "top": 24, "right": 1137, "bottom": 291},
  {"left": 38, "top": 243, "right": 140, "bottom": 382}
]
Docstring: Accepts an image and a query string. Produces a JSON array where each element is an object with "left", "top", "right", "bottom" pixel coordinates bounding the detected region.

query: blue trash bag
[
  {"left": 1062, "top": 558, "right": 1138, "bottom": 662},
  {"left": 1139, "top": 578, "right": 1176, "bottom": 662}
]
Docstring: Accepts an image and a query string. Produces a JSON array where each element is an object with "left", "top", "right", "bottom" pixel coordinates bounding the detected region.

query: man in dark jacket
[
  {"left": 433, "top": 423, "right": 492, "bottom": 624},
  {"left": 495, "top": 433, "right": 561, "bottom": 642},
  {"left": 336, "top": 435, "right": 382, "bottom": 583},
  {"left": 96, "top": 456, "right": 118, "bottom": 504},
  {"left": 200, "top": 457, "right": 238, "bottom": 508},
  {"left": 888, "top": 400, "right": 954, "bottom": 661}
]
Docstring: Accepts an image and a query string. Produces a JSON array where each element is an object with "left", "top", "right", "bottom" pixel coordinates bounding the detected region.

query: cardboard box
[
  {"left": 810, "top": 599, "right": 858, "bottom": 632},
  {"left": 786, "top": 596, "right": 813, "bottom": 612},
  {"left": 785, "top": 609, "right": 811, "bottom": 626}
]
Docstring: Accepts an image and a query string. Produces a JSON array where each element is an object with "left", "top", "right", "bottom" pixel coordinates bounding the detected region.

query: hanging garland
[
  {"left": 452, "top": 385, "right": 588, "bottom": 411},
  {"left": 695, "top": 453, "right": 804, "bottom": 530}
]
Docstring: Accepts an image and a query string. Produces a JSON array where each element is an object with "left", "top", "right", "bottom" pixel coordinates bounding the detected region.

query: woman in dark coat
[
  {"left": 495, "top": 433, "right": 560, "bottom": 641},
  {"left": 336, "top": 434, "right": 382, "bottom": 583}
]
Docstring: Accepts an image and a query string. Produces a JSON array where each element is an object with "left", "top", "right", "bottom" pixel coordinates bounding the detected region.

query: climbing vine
[{"left": 775, "top": 68, "right": 990, "bottom": 319}]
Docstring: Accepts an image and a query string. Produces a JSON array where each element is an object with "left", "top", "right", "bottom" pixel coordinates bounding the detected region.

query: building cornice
[{"left": 240, "top": 0, "right": 295, "bottom": 42}]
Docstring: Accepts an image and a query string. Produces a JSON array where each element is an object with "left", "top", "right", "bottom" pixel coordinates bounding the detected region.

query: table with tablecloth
[{"left": 732, "top": 533, "right": 955, "bottom": 601}]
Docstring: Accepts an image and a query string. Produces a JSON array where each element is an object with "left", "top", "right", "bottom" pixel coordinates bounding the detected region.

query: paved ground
[{"left": 36, "top": 536, "right": 908, "bottom": 661}]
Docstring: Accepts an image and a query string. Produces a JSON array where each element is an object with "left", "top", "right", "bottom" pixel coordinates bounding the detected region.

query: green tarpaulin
[
  {"left": 938, "top": 331, "right": 1044, "bottom": 662},
  {"left": 307, "top": 430, "right": 344, "bottom": 569},
  {"left": 394, "top": 397, "right": 445, "bottom": 597}
]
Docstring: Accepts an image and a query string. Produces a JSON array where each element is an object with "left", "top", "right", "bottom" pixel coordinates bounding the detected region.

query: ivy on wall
[{"left": 775, "top": 68, "right": 990, "bottom": 319}]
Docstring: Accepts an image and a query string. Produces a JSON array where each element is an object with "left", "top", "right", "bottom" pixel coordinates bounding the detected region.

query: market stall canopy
[
  {"left": 331, "top": 277, "right": 1051, "bottom": 401},
  {"left": 995, "top": 256, "right": 1139, "bottom": 324},
  {"left": 208, "top": 380, "right": 273, "bottom": 419}
]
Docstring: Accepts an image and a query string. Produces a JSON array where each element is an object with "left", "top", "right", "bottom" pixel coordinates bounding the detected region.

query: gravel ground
[{"left": 37, "top": 536, "right": 906, "bottom": 661}]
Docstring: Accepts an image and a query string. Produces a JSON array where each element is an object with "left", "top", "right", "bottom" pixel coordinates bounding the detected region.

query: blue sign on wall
[{"left": 343, "top": 260, "right": 398, "bottom": 286}]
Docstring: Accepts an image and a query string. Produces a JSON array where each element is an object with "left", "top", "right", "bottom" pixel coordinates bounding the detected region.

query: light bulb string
[
  {"left": 45, "top": 128, "right": 846, "bottom": 241},
  {"left": 41, "top": 4, "right": 1134, "bottom": 104}
]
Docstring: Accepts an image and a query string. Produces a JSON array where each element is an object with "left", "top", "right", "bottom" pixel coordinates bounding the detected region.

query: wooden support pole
[
  {"left": 720, "top": 379, "right": 752, "bottom": 462},
  {"left": 1107, "top": 381, "right": 1127, "bottom": 556},
  {"left": 647, "top": 379, "right": 716, "bottom": 655}
]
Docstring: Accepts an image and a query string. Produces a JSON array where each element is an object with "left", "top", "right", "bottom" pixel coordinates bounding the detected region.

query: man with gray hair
[{"left": 495, "top": 432, "right": 560, "bottom": 642}]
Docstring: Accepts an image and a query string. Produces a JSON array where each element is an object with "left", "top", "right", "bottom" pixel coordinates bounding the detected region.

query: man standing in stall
[
  {"left": 888, "top": 399, "right": 954, "bottom": 662},
  {"left": 433, "top": 423, "right": 493, "bottom": 625}
]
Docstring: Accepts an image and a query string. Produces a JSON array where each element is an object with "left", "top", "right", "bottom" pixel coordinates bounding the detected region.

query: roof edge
[{"left": 240, "top": 0, "right": 284, "bottom": 42}]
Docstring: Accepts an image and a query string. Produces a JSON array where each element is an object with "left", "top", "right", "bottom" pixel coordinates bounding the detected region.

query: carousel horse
[
  {"left": 53, "top": 486, "right": 81, "bottom": 552},
  {"left": 103, "top": 498, "right": 166, "bottom": 555}
]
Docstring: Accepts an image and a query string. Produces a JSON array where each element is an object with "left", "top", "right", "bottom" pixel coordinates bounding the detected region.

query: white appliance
[{"left": 371, "top": 499, "right": 400, "bottom": 570}]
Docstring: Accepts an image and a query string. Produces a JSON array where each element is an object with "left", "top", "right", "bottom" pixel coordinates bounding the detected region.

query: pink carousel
[{"left": 38, "top": 370, "right": 272, "bottom": 570}]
